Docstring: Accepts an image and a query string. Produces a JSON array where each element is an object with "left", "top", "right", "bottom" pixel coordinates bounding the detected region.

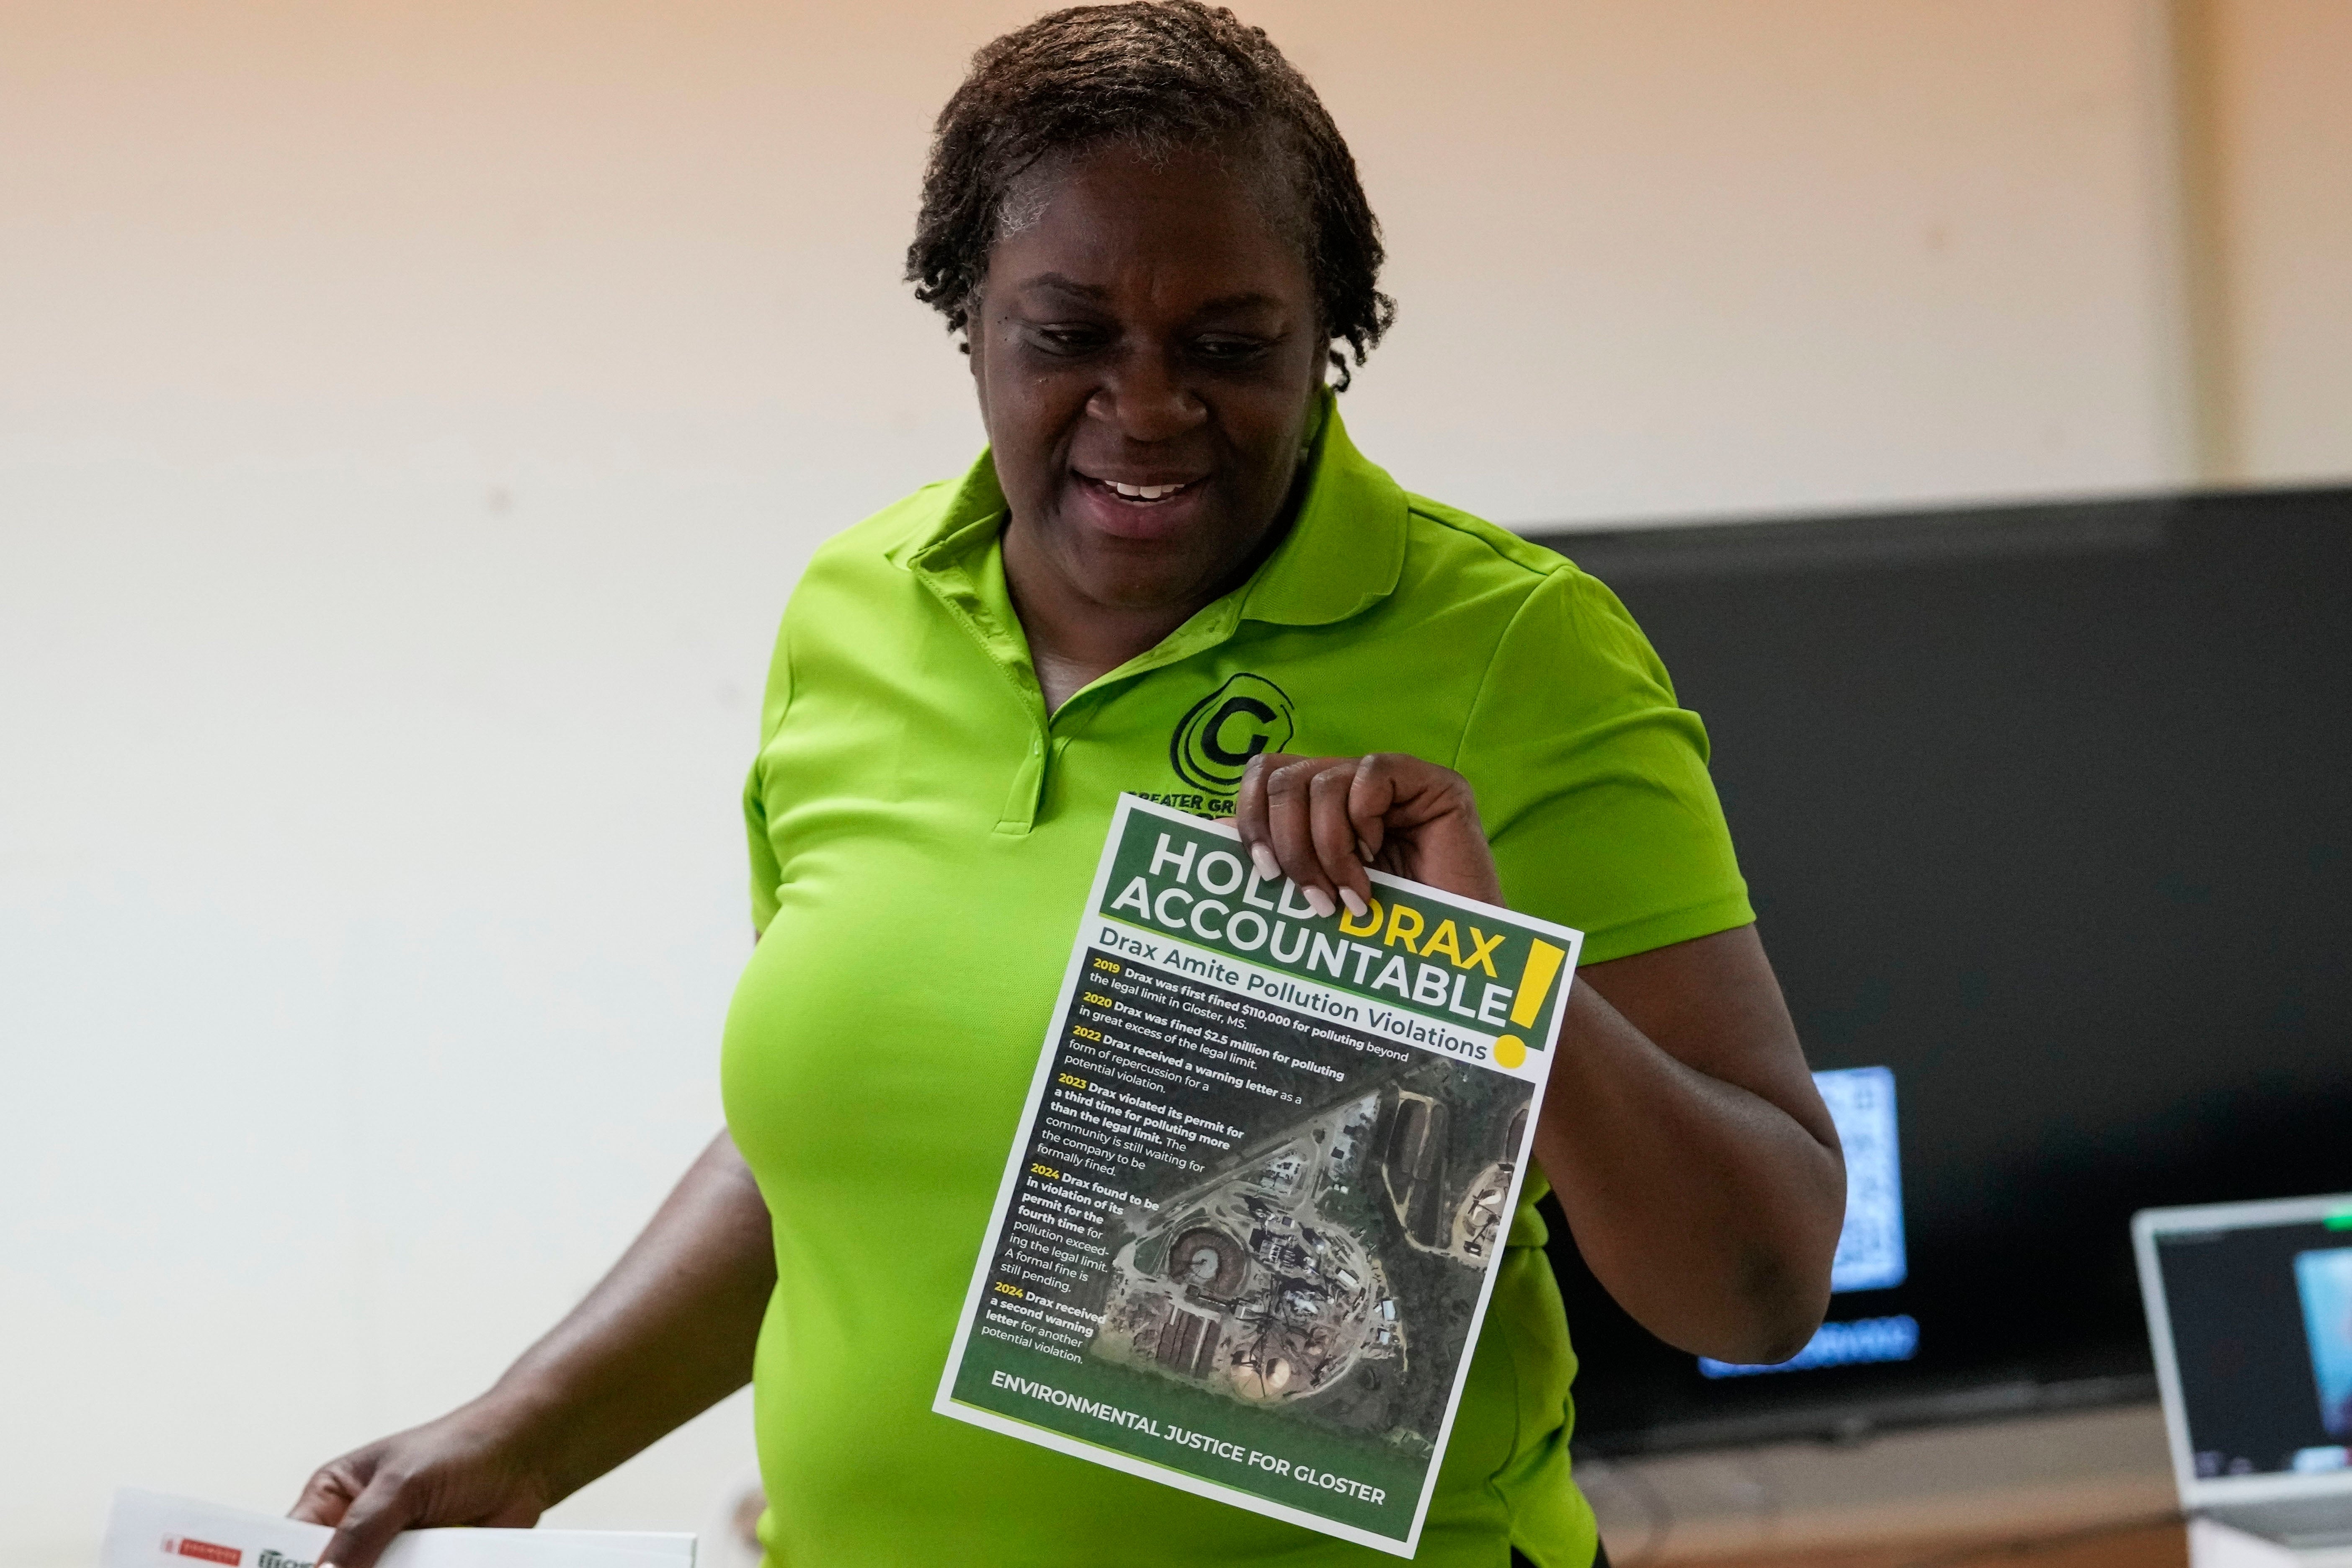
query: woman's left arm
[
  {"left": 1537, "top": 924, "right": 1842, "bottom": 1363},
  {"left": 1238, "top": 750, "right": 1844, "bottom": 1366}
]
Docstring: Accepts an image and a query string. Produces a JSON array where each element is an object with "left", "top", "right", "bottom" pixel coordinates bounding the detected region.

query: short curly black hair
[{"left": 906, "top": 1, "right": 1395, "bottom": 389}]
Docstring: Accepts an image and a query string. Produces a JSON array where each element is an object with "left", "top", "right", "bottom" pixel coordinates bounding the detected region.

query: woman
[{"left": 293, "top": 6, "right": 1844, "bottom": 1565}]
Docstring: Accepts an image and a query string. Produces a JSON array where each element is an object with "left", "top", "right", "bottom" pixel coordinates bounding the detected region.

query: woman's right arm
[{"left": 290, "top": 1130, "right": 775, "bottom": 1568}]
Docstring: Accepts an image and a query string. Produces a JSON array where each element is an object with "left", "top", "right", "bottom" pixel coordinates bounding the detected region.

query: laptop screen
[{"left": 2152, "top": 1215, "right": 2352, "bottom": 1480}]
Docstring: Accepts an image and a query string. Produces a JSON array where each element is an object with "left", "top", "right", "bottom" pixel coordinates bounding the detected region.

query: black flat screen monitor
[{"left": 1522, "top": 487, "right": 2352, "bottom": 1453}]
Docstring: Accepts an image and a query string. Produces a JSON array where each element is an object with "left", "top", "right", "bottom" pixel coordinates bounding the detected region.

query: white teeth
[{"left": 1109, "top": 481, "right": 1182, "bottom": 500}]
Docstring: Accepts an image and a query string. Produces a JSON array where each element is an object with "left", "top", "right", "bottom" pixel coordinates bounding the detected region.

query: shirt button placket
[{"left": 994, "top": 729, "right": 1046, "bottom": 836}]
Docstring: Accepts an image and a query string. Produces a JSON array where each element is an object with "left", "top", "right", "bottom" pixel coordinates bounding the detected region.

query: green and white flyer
[{"left": 935, "top": 794, "right": 1583, "bottom": 1557}]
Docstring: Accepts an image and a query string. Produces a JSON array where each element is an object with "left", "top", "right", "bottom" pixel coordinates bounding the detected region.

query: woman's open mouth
[
  {"left": 1070, "top": 472, "right": 1210, "bottom": 540},
  {"left": 1081, "top": 474, "right": 1204, "bottom": 505}
]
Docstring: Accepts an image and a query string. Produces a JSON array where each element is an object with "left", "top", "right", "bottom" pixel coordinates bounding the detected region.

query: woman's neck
[{"left": 1001, "top": 552, "right": 1203, "bottom": 712}]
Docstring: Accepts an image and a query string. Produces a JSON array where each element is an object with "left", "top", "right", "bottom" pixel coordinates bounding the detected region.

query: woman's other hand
[
  {"left": 291, "top": 1401, "right": 552, "bottom": 1568},
  {"left": 1238, "top": 750, "right": 1841, "bottom": 1363},
  {"left": 288, "top": 1132, "right": 775, "bottom": 1568},
  {"left": 1235, "top": 752, "right": 1503, "bottom": 914}
]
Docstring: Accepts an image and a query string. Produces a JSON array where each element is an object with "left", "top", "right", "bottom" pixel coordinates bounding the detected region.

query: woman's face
[{"left": 967, "top": 139, "right": 1327, "bottom": 614}]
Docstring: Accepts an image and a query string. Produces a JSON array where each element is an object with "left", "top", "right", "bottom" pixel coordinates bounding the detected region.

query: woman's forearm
[
  {"left": 1533, "top": 927, "right": 1844, "bottom": 1365},
  {"left": 295, "top": 1132, "right": 776, "bottom": 1568},
  {"left": 477, "top": 1130, "right": 776, "bottom": 1502}
]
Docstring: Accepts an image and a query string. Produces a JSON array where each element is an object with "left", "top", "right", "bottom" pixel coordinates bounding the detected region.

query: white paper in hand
[{"left": 103, "top": 1491, "right": 694, "bottom": 1568}]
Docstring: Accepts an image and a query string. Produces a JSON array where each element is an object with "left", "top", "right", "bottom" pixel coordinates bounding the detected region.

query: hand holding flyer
[{"left": 935, "top": 795, "right": 1583, "bottom": 1557}]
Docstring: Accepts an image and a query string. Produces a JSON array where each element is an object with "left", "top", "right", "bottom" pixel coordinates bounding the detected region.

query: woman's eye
[
  {"left": 1032, "top": 326, "right": 1106, "bottom": 354},
  {"left": 1194, "top": 337, "right": 1270, "bottom": 363}
]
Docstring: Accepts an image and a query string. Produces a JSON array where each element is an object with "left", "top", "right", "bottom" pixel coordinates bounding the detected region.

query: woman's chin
[{"left": 1059, "top": 542, "right": 1231, "bottom": 615}]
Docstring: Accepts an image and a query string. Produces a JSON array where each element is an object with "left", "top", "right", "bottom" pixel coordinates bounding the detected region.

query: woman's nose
[{"left": 1086, "top": 350, "right": 1207, "bottom": 442}]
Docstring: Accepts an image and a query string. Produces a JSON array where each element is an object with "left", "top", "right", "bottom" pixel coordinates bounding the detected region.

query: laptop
[{"left": 2135, "top": 1194, "right": 2352, "bottom": 1564}]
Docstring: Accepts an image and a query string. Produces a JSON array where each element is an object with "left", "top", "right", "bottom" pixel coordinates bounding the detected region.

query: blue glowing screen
[{"left": 1818, "top": 1065, "right": 1906, "bottom": 1294}]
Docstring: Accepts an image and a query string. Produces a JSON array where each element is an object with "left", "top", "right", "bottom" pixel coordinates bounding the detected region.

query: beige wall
[
  {"left": 2, "top": 4, "right": 2346, "bottom": 1565},
  {"left": 2201, "top": 0, "right": 2352, "bottom": 482}
]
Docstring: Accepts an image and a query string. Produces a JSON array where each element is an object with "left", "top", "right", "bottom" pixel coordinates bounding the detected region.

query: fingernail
[
  {"left": 1340, "top": 888, "right": 1369, "bottom": 919},
  {"left": 1305, "top": 887, "right": 1336, "bottom": 918},
  {"left": 1250, "top": 843, "right": 1280, "bottom": 880}
]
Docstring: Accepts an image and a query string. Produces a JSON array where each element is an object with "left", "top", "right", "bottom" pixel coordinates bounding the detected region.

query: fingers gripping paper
[{"left": 935, "top": 796, "right": 1583, "bottom": 1557}]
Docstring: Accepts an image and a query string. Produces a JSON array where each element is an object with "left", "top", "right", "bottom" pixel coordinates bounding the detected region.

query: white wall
[{"left": 3, "top": 3, "right": 2346, "bottom": 1564}]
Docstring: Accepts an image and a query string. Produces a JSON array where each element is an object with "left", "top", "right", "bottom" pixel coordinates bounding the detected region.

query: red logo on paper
[{"left": 163, "top": 1539, "right": 242, "bottom": 1566}]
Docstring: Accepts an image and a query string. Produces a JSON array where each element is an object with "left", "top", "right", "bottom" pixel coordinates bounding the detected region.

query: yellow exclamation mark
[{"left": 1508, "top": 939, "right": 1567, "bottom": 1029}]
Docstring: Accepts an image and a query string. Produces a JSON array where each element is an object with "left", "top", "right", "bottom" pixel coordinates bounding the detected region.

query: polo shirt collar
[
  {"left": 889, "top": 447, "right": 1013, "bottom": 578},
  {"left": 892, "top": 389, "right": 1406, "bottom": 629},
  {"left": 1236, "top": 387, "right": 1408, "bottom": 627}
]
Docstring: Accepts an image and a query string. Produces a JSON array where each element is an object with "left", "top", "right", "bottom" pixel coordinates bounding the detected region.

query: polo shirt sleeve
[
  {"left": 743, "top": 605, "right": 798, "bottom": 938},
  {"left": 1455, "top": 565, "right": 1753, "bottom": 965}
]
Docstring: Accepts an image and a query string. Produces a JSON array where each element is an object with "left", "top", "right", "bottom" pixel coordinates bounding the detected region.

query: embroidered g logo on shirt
[{"left": 1169, "top": 673, "right": 1296, "bottom": 794}]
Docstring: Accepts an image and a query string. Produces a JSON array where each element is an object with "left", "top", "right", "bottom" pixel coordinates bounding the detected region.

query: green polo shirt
[{"left": 722, "top": 393, "right": 1751, "bottom": 1566}]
